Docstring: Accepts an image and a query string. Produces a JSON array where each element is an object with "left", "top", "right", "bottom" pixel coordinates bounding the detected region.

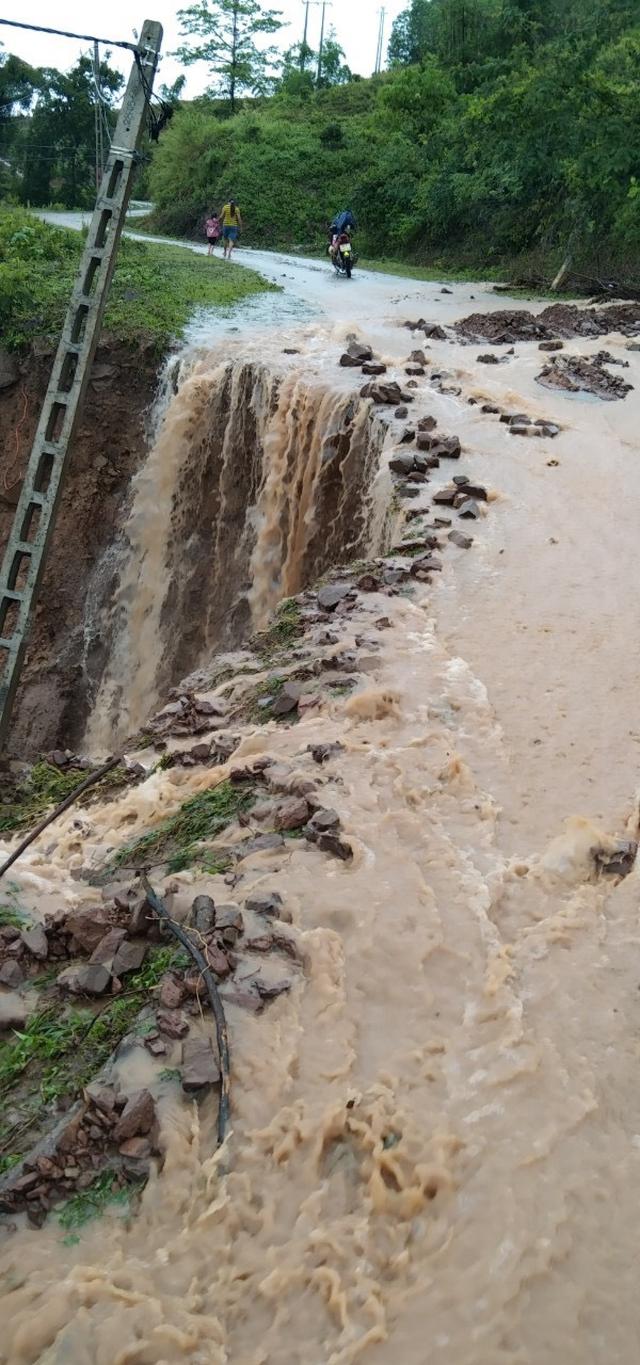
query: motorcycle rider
[{"left": 328, "top": 208, "right": 357, "bottom": 261}]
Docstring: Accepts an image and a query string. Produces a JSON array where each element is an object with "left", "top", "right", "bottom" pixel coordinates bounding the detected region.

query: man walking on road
[{"left": 220, "top": 200, "right": 242, "bottom": 259}]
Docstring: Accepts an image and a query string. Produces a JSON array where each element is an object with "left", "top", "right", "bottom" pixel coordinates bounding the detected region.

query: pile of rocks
[{"left": 536, "top": 352, "right": 634, "bottom": 401}]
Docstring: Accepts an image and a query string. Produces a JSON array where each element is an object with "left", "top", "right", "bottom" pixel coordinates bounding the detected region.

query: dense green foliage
[
  {"left": 176, "top": 0, "right": 285, "bottom": 110},
  {"left": 0, "top": 207, "right": 274, "bottom": 351},
  {"left": 149, "top": 0, "right": 640, "bottom": 278}
]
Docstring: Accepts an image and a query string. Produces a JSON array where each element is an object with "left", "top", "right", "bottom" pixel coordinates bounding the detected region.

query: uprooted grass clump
[
  {"left": 0, "top": 761, "right": 131, "bottom": 835},
  {"left": 110, "top": 779, "right": 256, "bottom": 874},
  {"left": 58, "top": 1168, "right": 144, "bottom": 1238},
  {"left": 0, "top": 946, "right": 179, "bottom": 1162}
]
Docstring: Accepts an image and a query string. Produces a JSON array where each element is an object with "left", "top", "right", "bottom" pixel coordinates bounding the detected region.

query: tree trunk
[{"left": 229, "top": 0, "right": 239, "bottom": 113}]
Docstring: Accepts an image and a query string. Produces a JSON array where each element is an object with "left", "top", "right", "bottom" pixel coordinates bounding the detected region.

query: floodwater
[{"left": 4, "top": 226, "right": 640, "bottom": 1363}]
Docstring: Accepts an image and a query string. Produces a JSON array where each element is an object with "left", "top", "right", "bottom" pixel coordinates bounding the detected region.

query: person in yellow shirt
[{"left": 220, "top": 200, "right": 242, "bottom": 259}]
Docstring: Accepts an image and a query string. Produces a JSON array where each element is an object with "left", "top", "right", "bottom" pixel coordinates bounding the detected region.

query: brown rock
[
  {"left": 112, "top": 939, "right": 147, "bottom": 976},
  {"left": 405, "top": 364, "right": 425, "bottom": 376},
  {"left": 360, "top": 380, "right": 407, "bottom": 406},
  {"left": 67, "top": 905, "right": 115, "bottom": 954},
  {"left": 203, "top": 940, "right": 232, "bottom": 977},
  {"left": 119, "top": 1136, "right": 152, "bottom": 1159},
  {"left": 157, "top": 1007, "right": 190, "bottom": 1039},
  {"left": 458, "top": 499, "right": 480, "bottom": 520},
  {"left": 317, "top": 583, "right": 352, "bottom": 611},
  {"left": 20, "top": 925, "right": 49, "bottom": 961},
  {"left": 362, "top": 361, "right": 387, "bottom": 375},
  {"left": 538, "top": 340, "right": 564, "bottom": 351},
  {"left": 145, "top": 1034, "right": 168, "bottom": 1056},
  {"left": 274, "top": 797, "right": 310, "bottom": 831},
  {"left": 158, "top": 972, "right": 186, "bottom": 1010},
  {"left": 87, "top": 1084, "right": 119, "bottom": 1116},
  {"left": 191, "top": 894, "right": 216, "bottom": 935},
  {"left": 316, "top": 832, "right": 353, "bottom": 861},
  {"left": 448, "top": 529, "right": 473, "bottom": 549},
  {"left": 409, "top": 349, "right": 428, "bottom": 365},
  {"left": 214, "top": 906, "right": 244, "bottom": 946},
  {"left": 255, "top": 978, "right": 292, "bottom": 1002},
  {"left": 246, "top": 891, "right": 284, "bottom": 918},
  {"left": 58, "top": 962, "right": 111, "bottom": 996},
  {"left": 271, "top": 682, "right": 303, "bottom": 715},
  {"left": 433, "top": 487, "right": 458, "bottom": 506},
  {"left": 113, "top": 1089, "right": 155, "bottom": 1141},
  {"left": 90, "top": 927, "right": 128, "bottom": 966},
  {"left": 181, "top": 1037, "right": 220, "bottom": 1093},
  {"left": 394, "top": 405, "right": 408, "bottom": 418},
  {"left": 220, "top": 986, "right": 264, "bottom": 1013}
]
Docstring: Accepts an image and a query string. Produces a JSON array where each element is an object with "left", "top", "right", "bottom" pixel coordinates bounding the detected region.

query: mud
[
  {"left": 0, "top": 340, "right": 160, "bottom": 759},
  {"left": 455, "top": 301, "right": 640, "bottom": 344}
]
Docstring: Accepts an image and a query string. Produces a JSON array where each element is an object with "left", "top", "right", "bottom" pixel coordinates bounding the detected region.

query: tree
[
  {"left": 0, "top": 49, "right": 41, "bottom": 123},
  {"left": 278, "top": 29, "right": 351, "bottom": 91},
  {"left": 18, "top": 55, "right": 122, "bottom": 208},
  {"left": 175, "top": 0, "right": 284, "bottom": 112}
]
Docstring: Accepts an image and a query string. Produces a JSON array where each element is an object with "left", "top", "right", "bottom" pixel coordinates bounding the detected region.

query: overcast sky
[{"left": 0, "top": 0, "right": 406, "bottom": 93}]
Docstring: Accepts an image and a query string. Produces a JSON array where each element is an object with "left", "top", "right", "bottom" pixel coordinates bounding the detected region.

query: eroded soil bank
[{"left": 0, "top": 340, "right": 161, "bottom": 759}]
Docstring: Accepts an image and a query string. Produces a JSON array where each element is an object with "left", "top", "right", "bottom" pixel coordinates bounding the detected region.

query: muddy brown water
[{"left": 2, "top": 265, "right": 640, "bottom": 1363}]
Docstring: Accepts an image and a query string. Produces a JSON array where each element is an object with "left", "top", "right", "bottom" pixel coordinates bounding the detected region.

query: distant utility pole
[
  {"left": 93, "top": 42, "right": 105, "bottom": 189},
  {"left": 0, "top": 19, "right": 163, "bottom": 752},
  {"left": 300, "top": 0, "right": 320, "bottom": 71},
  {"left": 374, "top": 7, "right": 386, "bottom": 74},
  {"left": 316, "top": 0, "right": 331, "bottom": 86}
]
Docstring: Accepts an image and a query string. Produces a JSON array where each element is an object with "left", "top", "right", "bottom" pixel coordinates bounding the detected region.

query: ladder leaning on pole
[{"left": 0, "top": 18, "right": 162, "bottom": 752}]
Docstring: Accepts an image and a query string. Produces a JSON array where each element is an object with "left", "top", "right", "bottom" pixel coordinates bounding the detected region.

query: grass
[
  {"left": 0, "top": 946, "right": 178, "bottom": 1158},
  {"left": 0, "top": 761, "right": 136, "bottom": 836},
  {"left": 110, "top": 778, "right": 256, "bottom": 874},
  {"left": 0, "top": 207, "right": 276, "bottom": 352},
  {"left": 58, "top": 1168, "right": 143, "bottom": 1235},
  {"left": 255, "top": 598, "right": 304, "bottom": 660}
]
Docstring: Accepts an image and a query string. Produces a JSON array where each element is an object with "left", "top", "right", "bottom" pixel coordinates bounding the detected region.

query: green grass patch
[
  {"left": 0, "top": 1152, "right": 21, "bottom": 1176},
  {"left": 58, "top": 1168, "right": 143, "bottom": 1234},
  {"left": 0, "top": 761, "right": 136, "bottom": 836},
  {"left": 0, "top": 207, "right": 276, "bottom": 352},
  {"left": 110, "top": 779, "right": 256, "bottom": 874},
  {"left": 255, "top": 598, "right": 304, "bottom": 660}
]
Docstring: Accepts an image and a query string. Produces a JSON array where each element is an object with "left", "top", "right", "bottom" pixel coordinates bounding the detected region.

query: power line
[{"left": 0, "top": 17, "right": 137, "bottom": 52}]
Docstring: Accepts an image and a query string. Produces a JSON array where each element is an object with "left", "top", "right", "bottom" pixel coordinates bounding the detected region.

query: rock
[
  {"left": 220, "top": 986, "right": 264, "bottom": 1013},
  {"left": 145, "top": 1035, "right": 168, "bottom": 1057},
  {"left": 399, "top": 427, "right": 415, "bottom": 444},
  {"left": 448, "top": 529, "right": 474, "bottom": 549},
  {"left": 414, "top": 453, "right": 440, "bottom": 473},
  {"left": 360, "top": 380, "right": 407, "bottom": 405},
  {"left": 417, "top": 415, "right": 438, "bottom": 432},
  {"left": 113, "top": 1089, "right": 155, "bottom": 1141},
  {"left": 410, "top": 554, "right": 442, "bottom": 576},
  {"left": 481, "top": 403, "right": 501, "bottom": 414},
  {"left": 405, "top": 365, "right": 425, "bottom": 376},
  {"left": 274, "top": 797, "right": 310, "bottom": 831},
  {"left": 254, "top": 978, "right": 292, "bottom": 1002},
  {"left": 127, "top": 895, "right": 155, "bottom": 937},
  {"left": 361, "top": 361, "right": 387, "bottom": 375},
  {"left": 389, "top": 452, "right": 416, "bottom": 475},
  {"left": 58, "top": 963, "right": 112, "bottom": 996},
  {"left": 87, "top": 1084, "right": 119, "bottom": 1116},
  {"left": 348, "top": 341, "right": 373, "bottom": 362},
  {"left": 246, "top": 891, "right": 284, "bottom": 919},
  {"left": 596, "top": 839, "right": 637, "bottom": 878},
  {"left": 441, "top": 286, "right": 453, "bottom": 294},
  {"left": 356, "top": 572, "right": 380, "bottom": 591},
  {"left": 477, "top": 353, "right": 503, "bottom": 364},
  {"left": 67, "top": 905, "right": 115, "bottom": 954},
  {"left": 455, "top": 481, "right": 487, "bottom": 501},
  {"left": 394, "top": 405, "right": 408, "bottom": 418},
  {"left": 458, "top": 499, "right": 480, "bottom": 520},
  {"left": 112, "top": 939, "right": 147, "bottom": 976},
  {"left": 626, "top": 340, "right": 640, "bottom": 351},
  {"left": 181, "top": 1037, "right": 220, "bottom": 1093},
  {"left": 118, "top": 1136, "right": 152, "bottom": 1159},
  {"left": 453, "top": 474, "right": 469, "bottom": 486},
  {"left": 308, "top": 741, "right": 345, "bottom": 764},
  {"left": 306, "top": 808, "right": 341, "bottom": 836},
  {"left": 0, "top": 961, "right": 24, "bottom": 989},
  {"left": 271, "top": 682, "right": 303, "bottom": 715},
  {"left": 438, "top": 436, "right": 461, "bottom": 459},
  {"left": 90, "top": 926, "right": 128, "bottom": 966},
  {"left": 214, "top": 905, "right": 244, "bottom": 946},
  {"left": 423, "top": 324, "right": 447, "bottom": 340},
  {"left": 409, "top": 349, "right": 427, "bottom": 365},
  {"left": 202, "top": 939, "right": 232, "bottom": 977},
  {"left": 158, "top": 972, "right": 186, "bottom": 1010},
  {"left": 539, "top": 340, "right": 564, "bottom": 351},
  {"left": 238, "top": 832, "right": 285, "bottom": 857},
  {"left": 20, "top": 925, "right": 48, "bottom": 961},
  {"left": 433, "top": 487, "right": 458, "bottom": 506},
  {"left": 156, "top": 1007, "right": 190, "bottom": 1039},
  {"left": 0, "top": 992, "right": 28, "bottom": 1030},
  {"left": 396, "top": 484, "right": 420, "bottom": 499},
  {"left": 316, "top": 832, "right": 353, "bottom": 861},
  {"left": 191, "top": 894, "right": 216, "bottom": 935},
  {"left": 317, "top": 582, "right": 352, "bottom": 611}
]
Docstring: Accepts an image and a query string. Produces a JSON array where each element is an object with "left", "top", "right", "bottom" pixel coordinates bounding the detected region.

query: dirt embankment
[{"left": 0, "top": 340, "right": 161, "bottom": 759}]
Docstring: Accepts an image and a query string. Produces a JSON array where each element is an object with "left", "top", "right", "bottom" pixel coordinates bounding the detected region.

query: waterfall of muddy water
[{"left": 86, "top": 354, "right": 389, "bottom": 751}]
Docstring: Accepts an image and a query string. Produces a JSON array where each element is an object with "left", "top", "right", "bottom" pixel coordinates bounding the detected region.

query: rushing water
[{"left": 3, "top": 267, "right": 640, "bottom": 1363}]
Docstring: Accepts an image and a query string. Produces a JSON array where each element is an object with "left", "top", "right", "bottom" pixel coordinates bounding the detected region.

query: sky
[{"left": 0, "top": 0, "right": 407, "bottom": 94}]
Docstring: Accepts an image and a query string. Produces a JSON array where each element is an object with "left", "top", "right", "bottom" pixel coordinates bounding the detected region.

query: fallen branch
[
  {"left": 0, "top": 755, "right": 121, "bottom": 881},
  {"left": 140, "top": 874, "right": 230, "bottom": 1146}
]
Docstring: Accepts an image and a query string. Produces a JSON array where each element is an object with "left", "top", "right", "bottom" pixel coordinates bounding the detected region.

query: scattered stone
[
  {"left": 405, "top": 364, "right": 425, "bottom": 376},
  {"left": 87, "top": 1084, "right": 119, "bottom": 1116},
  {"left": 220, "top": 985, "right": 264, "bottom": 1013},
  {"left": 308, "top": 742, "right": 345, "bottom": 764},
  {"left": 20, "top": 925, "right": 48, "bottom": 961},
  {"left": 389, "top": 451, "right": 416, "bottom": 475},
  {"left": 90, "top": 927, "right": 128, "bottom": 966},
  {"left": 596, "top": 839, "right": 637, "bottom": 878},
  {"left": 112, "top": 939, "right": 147, "bottom": 976},
  {"left": 360, "top": 380, "right": 408, "bottom": 405},
  {"left": 410, "top": 554, "right": 442, "bottom": 576},
  {"left": 246, "top": 891, "right": 284, "bottom": 919},
  {"left": 58, "top": 962, "right": 112, "bottom": 996},
  {"left": 396, "top": 483, "right": 420, "bottom": 499},
  {"left": 356, "top": 572, "right": 380, "bottom": 591},
  {"left": 539, "top": 340, "right": 564, "bottom": 351},
  {"left": 145, "top": 1035, "right": 168, "bottom": 1057},
  {"left": 481, "top": 403, "right": 501, "bottom": 414},
  {"left": 274, "top": 797, "right": 310, "bottom": 831},
  {"left": 409, "top": 349, "right": 428, "bottom": 365},
  {"left": 423, "top": 324, "right": 447, "bottom": 340},
  {"left": 537, "top": 353, "right": 633, "bottom": 401},
  {"left": 458, "top": 499, "right": 480, "bottom": 520},
  {"left": 394, "top": 404, "right": 408, "bottom": 418},
  {"left": 118, "top": 1136, "right": 152, "bottom": 1160},
  {"left": 0, "top": 993, "right": 28, "bottom": 1030},
  {"left": 156, "top": 1008, "right": 190, "bottom": 1039},
  {"left": 626, "top": 340, "right": 640, "bottom": 352},
  {"left": 271, "top": 681, "right": 303, "bottom": 715},
  {"left": 399, "top": 427, "right": 415, "bottom": 444},
  {"left": 181, "top": 1037, "right": 220, "bottom": 1093},
  {"left": 448, "top": 529, "right": 473, "bottom": 549},
  {"left": 0, "top": 961, "right": 24, "bottom": 988},
  {"left": 254, "top": 978, "right": 292, "bottom": 1002},
  {"left": 318, "top": 583, "right": 352, "bottom": 611},
  {"left": 477, "top": 353, "right": 504, "bottom": 364},
  {"left": 159, "top": 972, "right": 187, "bottom": 1010},
  {"left": 433, "top": 487, "right": 458, "bottom": 506},
  {"left": 361, "top": 361, "right": 387, "bottom": 375},
  {"left": 66, "top": 905, "right": 115, "bottom": 954},
  {"left": 114, "top": 1089, "right": 155, "bottom": 1141},
  {"left": 238, "top": 832, "right": 286, "bottom": 857},
  {"left": 214, "top": 905, "right": 244, "bottom": 946},
  {"left": 315, "top": 832, "right": 353, "bottom": 861},
  {"left": 191, "top": 895, "right": 216, "bottom": 935}
]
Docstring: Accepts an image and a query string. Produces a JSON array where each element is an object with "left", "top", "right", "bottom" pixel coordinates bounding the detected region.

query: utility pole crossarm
[{"left": 0, "top": 18, "right": 162, "bottom": 751}]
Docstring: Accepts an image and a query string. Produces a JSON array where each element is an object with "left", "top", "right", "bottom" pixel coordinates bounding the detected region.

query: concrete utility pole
[
  {"left": 0, "top": 19, "right": 162, "bottom": 752},
  {"left": 316, "top": 0, "right": 329, "bottom": 86},
  {"left": 374, "top": 7, "right": 386, "bottom": 73},
  {"left": 300, "top": 0, "right": 320, "bottom": 71}
]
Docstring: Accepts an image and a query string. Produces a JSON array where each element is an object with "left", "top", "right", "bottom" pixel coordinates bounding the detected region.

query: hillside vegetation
[{"left": 147, "top": 0, "right": 640, "bottom": 280}]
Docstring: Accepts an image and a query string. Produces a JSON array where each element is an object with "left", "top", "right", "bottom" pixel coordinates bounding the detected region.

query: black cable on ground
[{"left": 140, "top": 874, "right": 231, "bottom": 1146}]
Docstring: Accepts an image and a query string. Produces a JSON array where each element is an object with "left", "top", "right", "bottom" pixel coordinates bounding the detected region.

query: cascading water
[{"left": 85, "top": 350, "right": 390, "bottom": 751}]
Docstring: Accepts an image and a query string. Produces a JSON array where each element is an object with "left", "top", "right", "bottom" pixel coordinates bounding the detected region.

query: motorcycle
[{"left": 331, "top": 237, "right": 356, "bottom": 279}]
